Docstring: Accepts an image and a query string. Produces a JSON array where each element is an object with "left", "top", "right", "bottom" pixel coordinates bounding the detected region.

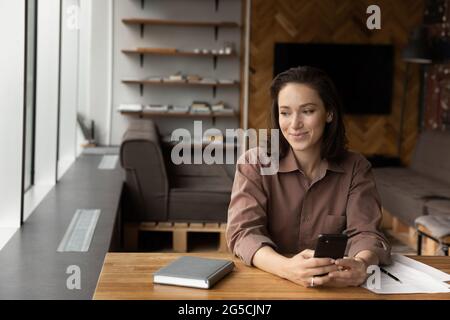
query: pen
[{"left": 380, "top": 268, "right": 402, "bottom": 283}]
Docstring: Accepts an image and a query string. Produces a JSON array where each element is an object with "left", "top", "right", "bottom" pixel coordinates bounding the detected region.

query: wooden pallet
[
  {"left": 382, "top": 208, "right": 447, "bottom": 255},
  {"left": 124, "top": 222, "right": 228, "bottom": 253}
]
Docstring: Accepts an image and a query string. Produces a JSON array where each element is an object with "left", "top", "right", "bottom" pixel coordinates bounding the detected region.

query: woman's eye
[
  {"left": 280, "top": 112, "right": 289, "bottom": 116},
  {"left": 303, "top": 109, "right": 315, "bottom": 114}
]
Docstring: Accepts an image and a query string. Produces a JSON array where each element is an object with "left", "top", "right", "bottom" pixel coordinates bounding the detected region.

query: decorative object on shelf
[
  {"left": 190, "top": 101, "right": 211, "bottom": 115},
  {"left": 143, "top": 104, "right": 170, "bottom": 113},
  {"left": 186, "top": 74, "right": 202, "bottom": 83},
  {"left": 146, "top": 75, "right": 163, "bottom": 82},
  {"left": 212, "top": 101, "right": 234, "bottom": 115},
  {"left": 168, "top": 105, "right": 190, "bottom": 114},
  {"left": 117, "top": 104, "right": 142, "bottom": 112},
  {"left": 224, "top": 41, "right": 235, "bottom": 55},
  {"left": 165, "top": 72, "right": 186, "bottom": 83},
  {"left": 77, "top": 113, "right": 96, "bottom": 147}
]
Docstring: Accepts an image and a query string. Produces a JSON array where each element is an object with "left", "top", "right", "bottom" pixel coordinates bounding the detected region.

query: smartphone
[{"left": 313, "top": 233, "right": 348, "bottom": 260}]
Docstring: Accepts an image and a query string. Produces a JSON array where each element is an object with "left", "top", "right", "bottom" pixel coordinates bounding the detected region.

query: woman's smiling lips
[{"left": 289, "top": 131, "right": 309, "bottom": 139}]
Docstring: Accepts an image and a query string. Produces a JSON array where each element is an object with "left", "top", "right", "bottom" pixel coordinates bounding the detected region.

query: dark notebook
[{"left": 153, "top": 256, "right": 235, "bottom": 289}]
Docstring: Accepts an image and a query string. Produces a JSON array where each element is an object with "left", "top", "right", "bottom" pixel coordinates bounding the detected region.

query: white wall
[
  {"left": 23, "top": 0, "right": 62, "bottom": 221},
  {"left": 58, "top": 0, "right": 80, "bottom": 179},
  {"left": 35, "top": 0, "right": 61, "bottom": 186},
  {"left": 87, "top": 0, "right": 112, "bottom": 146},
  {"left": 0, "top": 0, "right": 26, "bottom": 229}
]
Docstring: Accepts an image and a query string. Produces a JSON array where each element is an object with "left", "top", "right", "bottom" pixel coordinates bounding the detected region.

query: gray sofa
[
  {"left": 373, "top": 130, "right": 450, "bottom": 227},
  {"left": 120, "top": 121, "right": 234, "bottom": 223}
]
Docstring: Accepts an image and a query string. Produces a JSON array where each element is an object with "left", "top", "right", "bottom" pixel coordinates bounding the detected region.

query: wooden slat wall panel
[{"left": 249, "top": 0, "right": 425, "bottom": 163}]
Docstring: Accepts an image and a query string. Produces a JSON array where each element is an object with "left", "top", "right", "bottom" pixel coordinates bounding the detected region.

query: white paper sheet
[{"left": 363, "top": 254, "right": 450, "bottom": 294}]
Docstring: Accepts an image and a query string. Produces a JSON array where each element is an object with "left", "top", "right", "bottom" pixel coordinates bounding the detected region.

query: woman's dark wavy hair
[{"left": 269, "top": 66, "right": 348, "bottom": 161}]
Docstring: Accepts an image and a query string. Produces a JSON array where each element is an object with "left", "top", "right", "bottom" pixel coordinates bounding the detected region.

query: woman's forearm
[
  {"left": 354, "top": 250, "right": 379, "bottom": 268},
  {"left": 252, "top": 246, "right": 290, "bottom": 279}
]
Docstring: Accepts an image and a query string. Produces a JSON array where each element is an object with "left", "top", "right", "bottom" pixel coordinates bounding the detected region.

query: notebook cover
[{"left": 153, "top": 256, "right": 234, "bottom": 288}]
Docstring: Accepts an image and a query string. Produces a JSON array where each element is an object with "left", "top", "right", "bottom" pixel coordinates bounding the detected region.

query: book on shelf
[
  {"left": 153, "top": 256, "right": 234, "bottom": 289},
  {"left": 186, "top": 74, "right": 202, "bottom": 82},
  {"left": 217, "top": 79, "right": 236, "bottom": 84},
  {"left": 162, "top": 72, "right": 185, "bottom": 83},
  {"left": 143, "top": 104, "right": 170, "bottom": 113},
  {"left": 168, "top": 105, "right": 190, "bottom": 114},
  {"left": 190, "top": 101, "right": 211, "bottom": 114},
  {"left": 163, "top": 77, "right": 186, "bottom": 83},
  {"left": 146, "top": 75, "right": 163, "bottom": 82},
  {"left": 118, "top": 104, "right": 142, "bottom": 112},
  {"left": 212, "top": 101, "right": 235, "bottom": 115},
  {"left": 199, "top": 77, "right": 217, "bottom": 85}
]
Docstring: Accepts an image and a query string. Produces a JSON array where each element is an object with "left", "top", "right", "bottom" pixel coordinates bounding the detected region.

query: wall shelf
[
  {"left": 122, "top": 49, "right": 237, "bottom": 57},
  {"left": 121, "top": 111, "right": 237, "bottom": 118},
  {"left": 121, "top": 111, "right": 237, "bottom": 125},
  {"left": 122, "top": 18, "right": 240, "bottom": 39},
  {"left": 122, "top": 18, "right": 240, "bottom": 28},
  {"left": 122, "top": 49, "right": 237, "bottom": 68},
  {"left": 116, "top": 0, "right": 246, "bottom": 132},
  {"left": 122, "top": 79, "right": 239, "bottom": 86},
  {"left": 122, "top": 79, "right": 239, "bottom": 97}
]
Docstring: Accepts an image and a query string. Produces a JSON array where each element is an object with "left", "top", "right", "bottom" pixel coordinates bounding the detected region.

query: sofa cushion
[
  {"left": 374, "top": 167, "right": 450, "bottom": 226},
  {"left": 425, "top": 199, "right": 450, "bottom": 217},
  {"left": 410, "top": 130, "right": 450, "bottom": 185},
  {"left": 415, "top": 215, "right": 450, "bottom": 238},
  {"left": 168, "top": 175, "right": 232, "bottom": 222}
]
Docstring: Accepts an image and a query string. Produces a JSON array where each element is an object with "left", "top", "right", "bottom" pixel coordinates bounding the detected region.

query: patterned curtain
[{"left": 424, "top": 0, "right": 450, "bottom": 130}]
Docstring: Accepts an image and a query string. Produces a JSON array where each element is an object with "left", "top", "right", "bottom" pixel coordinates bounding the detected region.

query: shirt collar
[{"left": 278, "top": 147, "right": 345, "bottom": 174}]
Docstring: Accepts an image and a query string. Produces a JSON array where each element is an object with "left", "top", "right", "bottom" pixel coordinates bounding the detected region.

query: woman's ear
[{"left": 326, "top": 112, "right": 333, "bottom": 123}]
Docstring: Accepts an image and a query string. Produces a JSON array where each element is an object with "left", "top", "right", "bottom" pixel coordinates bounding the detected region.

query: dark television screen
[{"left": 274, "top": 43, "right": 394, "bottom": 115}]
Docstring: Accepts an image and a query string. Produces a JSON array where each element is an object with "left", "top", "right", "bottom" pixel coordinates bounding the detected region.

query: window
[{"left": 24, "top": 0, "right": 37, "bottom": 192}]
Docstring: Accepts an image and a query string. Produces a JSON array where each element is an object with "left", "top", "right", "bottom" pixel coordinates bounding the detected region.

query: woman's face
[{"left": 278, "top": 83, "right": 332, "bottom": 154}]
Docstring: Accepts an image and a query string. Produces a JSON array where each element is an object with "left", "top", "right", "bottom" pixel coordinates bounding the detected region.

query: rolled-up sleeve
[
  {"left": 226, "top": 153, "right": 277, "bottom": 266},
  {"left": 345, "top": 156, "right": 392, "bottom": 265}
]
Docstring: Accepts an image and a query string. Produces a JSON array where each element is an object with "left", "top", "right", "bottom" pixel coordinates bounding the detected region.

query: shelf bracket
[
  {"left": 141, "top": 0, "right": 145, "bottom": 10},
  {"left": 213, "top": 55, "right": 218, "bottom": 69},
  {"left": 140, "top": 24, "right": 145, "bottom": 38},
  {"left": 214, "top": 26, "right": 219, "bottom": 41},
  {"left": 215, "top": 0, "right": 220, "bottom": 12},
  {"left": 140, "top": 84, "right": 144, "bottom": 97},
  {"left": 140, "top": 54, "right": 144, "bottom": 68},
  {"left": 212, "top": 85, "right": 217, "bottom": 99}
]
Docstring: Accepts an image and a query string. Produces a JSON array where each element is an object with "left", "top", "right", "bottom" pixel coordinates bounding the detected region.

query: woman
[{"left": 226, "top": 66, "right": 391, "bottom": 288}]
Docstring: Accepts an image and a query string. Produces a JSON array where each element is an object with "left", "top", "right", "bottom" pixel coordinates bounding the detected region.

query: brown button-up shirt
[{"left": 226, "top": 147, "right": 391, "bottom": 266}]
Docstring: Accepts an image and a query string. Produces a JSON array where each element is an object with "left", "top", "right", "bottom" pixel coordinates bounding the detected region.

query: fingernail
[{"left": 330, "top": 259, "right": 335, "bottom": 264}]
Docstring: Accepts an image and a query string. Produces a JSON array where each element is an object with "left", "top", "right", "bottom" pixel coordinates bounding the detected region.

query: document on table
[{"left": 363, "top": 254, "right": 450, "bottom": 294}]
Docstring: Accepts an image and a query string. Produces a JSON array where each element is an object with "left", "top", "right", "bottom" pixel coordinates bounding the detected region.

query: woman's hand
[
  {"left": 281, "top": 249, "right": 339, "bottom": 288},
  {"left": 326, "top": 257, "right": 369, "bottom": 287}
]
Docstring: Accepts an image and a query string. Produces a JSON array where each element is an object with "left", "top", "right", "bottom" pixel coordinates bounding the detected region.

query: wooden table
[{"left": 93, "top": 253, "right": 450, "bottom": 300}]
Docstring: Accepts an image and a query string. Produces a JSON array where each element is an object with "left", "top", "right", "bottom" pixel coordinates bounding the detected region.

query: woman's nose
[{"left": 291, "top": 113, "right": 304, "bottom": 129}]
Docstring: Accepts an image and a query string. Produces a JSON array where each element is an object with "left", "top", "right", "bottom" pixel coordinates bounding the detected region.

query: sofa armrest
[{"left": 120, "top": 121, "right": 169, "bottom": 222}]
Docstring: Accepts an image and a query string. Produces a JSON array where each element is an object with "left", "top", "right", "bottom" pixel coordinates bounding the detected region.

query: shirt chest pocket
[{"left": 320, "top": 215, "right": 347, "bottom": 234}]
